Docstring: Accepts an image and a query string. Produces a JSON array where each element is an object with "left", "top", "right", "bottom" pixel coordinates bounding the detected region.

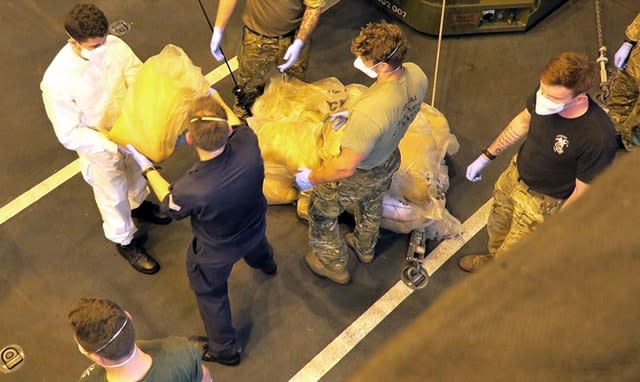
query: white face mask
[
  {"left": 81, "top": 44, "right": 107, "bottom": 64},
  {"left": 353, "top": 45, "right": 401, "bottom": 79},
  {"left": 353, "top": 57, "right": 380, "bottom": 78},
  {"left": 535, "top": 88, "right": 568, "bottom": 115}
]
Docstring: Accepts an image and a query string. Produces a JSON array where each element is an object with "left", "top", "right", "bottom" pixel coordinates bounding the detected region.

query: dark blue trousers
[{"left": 186, "top": 235, "right": 274, "bottom": 353}]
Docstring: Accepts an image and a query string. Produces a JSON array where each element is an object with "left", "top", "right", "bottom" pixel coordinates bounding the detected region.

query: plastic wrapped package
[
  {"left": 109, "top": 44, "right": 210, "bottom": 162},
  {"left": 395, "top": 104, "right": 459, "bottom": 205},
  {"left": 378, "top": 192, "right": 462, "bottom": 236},
  {"left": 249, "top": 76, "right": 350, "bottom": 204},
  {"left": 264, "top": 162, "right": 299, "bottom": 204},
  {"left": 380, "top": 194, "right": 424, "bottom": 222},
  {"left": 250, "top": 75, "right": 462, "bottom": 239},
  {"left": 317, "top": 83, "right": 367, "bottom": 161}
]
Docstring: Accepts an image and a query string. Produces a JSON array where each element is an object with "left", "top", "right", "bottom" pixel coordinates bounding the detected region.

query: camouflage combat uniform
[
  {"left": 307, "top": 62, "right": 428, "bottom": 272},
  {"left": 608, "top": 12, "right": 640, "bottom": 150},
  {"left": 487, "top": 91, "right": 616, "bottom": 258},
  {"left": 234, "top": 0, "right": 321, "bottom": 117},
  {"left": 308, "top": 149, "right": 400, "bottom": 269},
  {"left": 235, "top": 26, "right": 311, "bottom": 116},
  {"left": 487, "top": 157, "right": 564, "bottom": 257}
]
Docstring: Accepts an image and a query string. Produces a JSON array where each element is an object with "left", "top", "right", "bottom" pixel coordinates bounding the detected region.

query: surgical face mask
[
  {"left": 535, "top": 88, "right": 569, "bottom": 115},
  {"left": 81, "top": 43, "right": 107, "bottom": 63},
  {"left": 353, "top": 45, "right": 400, "bottom": 79},
  {"left": 353, "top": 57, "right": 382, "bottom": 78}
]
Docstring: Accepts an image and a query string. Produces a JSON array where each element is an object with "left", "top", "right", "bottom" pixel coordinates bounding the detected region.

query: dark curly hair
[
  {"left": 351, "top": 21, "right": 407, "bottom": 69},
  {"left": 68, "top": 298, "right": 135, "bottom": 361},
  {"left": 64, "top": 3, "right": 108, "bottom": 42}
]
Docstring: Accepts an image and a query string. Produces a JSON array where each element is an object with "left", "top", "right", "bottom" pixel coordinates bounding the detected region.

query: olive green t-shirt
[
  {"left": 243, "top": 0, "right": 325, "bottom": 37},
  {"left": 79, "top": 337, "right": 203, "bottom": 382},
  {"left": 341, "top": 62, "right": 428, "bottom": 170}
]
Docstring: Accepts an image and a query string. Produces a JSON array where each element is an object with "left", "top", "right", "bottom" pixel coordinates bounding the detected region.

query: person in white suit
[{"left": 41, "top": 3, "right": 171, "bottom": 275}]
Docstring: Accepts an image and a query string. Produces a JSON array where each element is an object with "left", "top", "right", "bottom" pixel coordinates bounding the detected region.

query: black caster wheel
[{"left": 401, "top": 265, "right": 429, "bottom": 290}]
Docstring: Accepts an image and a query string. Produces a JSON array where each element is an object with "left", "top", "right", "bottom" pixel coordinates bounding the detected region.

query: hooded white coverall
[{"left": 41, "top": 35, "right": 148, "bottom": 246}]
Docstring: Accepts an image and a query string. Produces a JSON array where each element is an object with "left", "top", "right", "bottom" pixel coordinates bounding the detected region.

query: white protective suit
[{"left": 41, "top": 35, "right": 148, "bottom": 245}]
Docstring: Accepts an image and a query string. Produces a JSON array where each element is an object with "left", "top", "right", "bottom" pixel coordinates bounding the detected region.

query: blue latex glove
[
  {"left": 210, "top": 27, "right": 224, "bottom": 61},
  {"left": 465, "top": 155, "right": 491, "bottom": 182},
  {"left": 175, "top": 132, "right": 186, "bottom": 148},
  {"left": 614, "top": 42, "right": 633, "bottom": 69},
  {"left": 325, "top": 111, "right": 349, "bottom": 130},
  {"left": 277, "top": 39, "right": 304, "bottom": 72},
  {"left": 126, "top": 144, "right": 154, "bottom": 172},
  {"left": 295, "top": 168, "right": 313, "bottom": 191}
]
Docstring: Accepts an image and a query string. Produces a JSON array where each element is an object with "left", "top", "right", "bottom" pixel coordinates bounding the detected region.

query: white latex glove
[
  {"left": 126, "top": 144, "right": 154, "bottom": 172},
  {"left": 117, "top": 145, "right": 131, "bottom": 155},
  {"left": 465, "top": 155, "right": 491, "bottom": 182},
  {"left": 277, "top": 39, "right": 304, "bottom": 72},
  {"left": 614, "top": 42, "right": 633, "bottom": 69},
  {"left": 210, "top": 27, "right": 224, "bottom": 61},
  {"left": 294, "top": 168, "right": 313, "bottom": 191},
  {"left": 326, "top": 111, "right": 349, "bottom": 130}
]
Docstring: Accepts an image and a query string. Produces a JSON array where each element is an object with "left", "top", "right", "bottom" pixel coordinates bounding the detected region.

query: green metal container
[{"left": 372, "top": 0, "right": 568, "bottom": 36}]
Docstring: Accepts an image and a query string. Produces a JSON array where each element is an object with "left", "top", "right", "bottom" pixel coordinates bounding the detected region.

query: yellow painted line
[
  {"left": 289, "top": 198, "right": 493, "bottom": 382},
  {"left": 0, "top": 61, "right": 236, "bottom": 225}
]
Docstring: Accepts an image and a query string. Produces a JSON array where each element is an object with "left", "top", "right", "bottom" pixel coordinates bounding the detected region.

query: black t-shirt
[
  {"left": 517, "top": 92, "right": 617, "bottom": 199},
  {"left": 79, "top": 337, "right": 203, "bottom": 382},
  {"left": 165, "top": 125, "right": 267, "bottom": 264}
]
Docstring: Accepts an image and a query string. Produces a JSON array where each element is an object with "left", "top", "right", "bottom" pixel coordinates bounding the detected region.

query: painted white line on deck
[
  {"left": 289, "top": 199, "right": 493, "bottom": 382},
  {"left": 205, "top": 57, "right": 238, "bottom": 84},
  {"left": 0, "top": 159, "right": 81, "bottom": 225},
  {"left": 0, "top": 60, "right": 236, "bottom": 225}
]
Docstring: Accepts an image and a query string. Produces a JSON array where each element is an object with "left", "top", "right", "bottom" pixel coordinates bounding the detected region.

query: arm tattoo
[
  {"left": 493, "top": 125, "right": 524, "bottom": 154},
  {"left": 296, "top": 6, "right": 321, "bottom": 42},
  {"left": 488, "top": 110, "right": 530, "bottom": 155}
]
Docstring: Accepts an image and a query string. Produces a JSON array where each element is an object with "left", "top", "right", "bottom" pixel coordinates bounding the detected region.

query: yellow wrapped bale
[
  {"left": 109, "top": 44, "right": 210, "bottom": 162},
  {"left": 396, "top": 104, "right": 459, "bottom": 205},
  {"left": 250, "top": 75, "right": 461, "bottom": 239},
  {"left": 249, "top": 76, "right": 350, "bottom": 204}
]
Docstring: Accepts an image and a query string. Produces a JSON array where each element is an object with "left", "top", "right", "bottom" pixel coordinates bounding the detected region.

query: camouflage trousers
[
  {"left": 234, "top": 26, "right": 311, "bottom": 116},
  {"left": 487, "top": 157, "right": 564, "bottom": 257},
  {"left": 308, "top": 149, "right": 401, "bottom": 270},
  {"left": 607, "top": 45, "right": 640, "bottom": 150}
]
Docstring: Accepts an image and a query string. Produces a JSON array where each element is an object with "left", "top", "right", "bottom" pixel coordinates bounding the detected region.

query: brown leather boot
[
  {"left": 458, "top": 254, "right": 495, "bottom": 273},
  {"left": 304, "top": 251, "right": 350, "bottom": 285}
]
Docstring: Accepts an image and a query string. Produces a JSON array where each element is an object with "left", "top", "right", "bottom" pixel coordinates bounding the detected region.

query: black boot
[
  {"left": 189, "top": 336, "right": 241, "bottom": 366},
  {"left": 260, "top": 259, "right": 277, "bottom": 275},
  {"left": 116, "top": 240, "right": 160, "bottom": 275},
  {"left": 131, "top": 201, "right": 172, "bottom": 225}
]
